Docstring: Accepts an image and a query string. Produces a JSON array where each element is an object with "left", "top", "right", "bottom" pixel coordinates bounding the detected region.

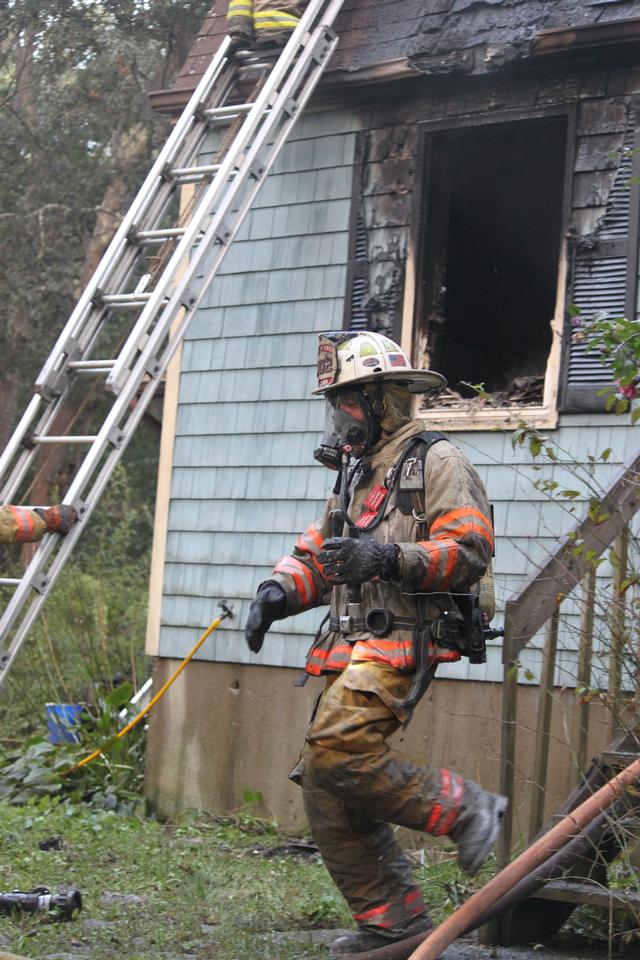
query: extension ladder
[{"left": 0, "top": 0, "right": 345, "bottom": 687}]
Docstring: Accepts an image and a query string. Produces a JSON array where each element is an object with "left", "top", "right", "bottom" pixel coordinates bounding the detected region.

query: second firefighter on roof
[{"left": 226, "top": 0, "right": 308, "bottom": 52}]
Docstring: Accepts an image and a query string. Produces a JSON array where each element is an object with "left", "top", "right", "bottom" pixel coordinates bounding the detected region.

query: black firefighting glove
[
  {"left": 318, "top": 537, "right": 400, "bottom": 585},
  {"left": 34, "top": 504, "right": 78, "bottom": 535},
  {"left": 245, "top": 581, "right": 287, "bottom": 654}
]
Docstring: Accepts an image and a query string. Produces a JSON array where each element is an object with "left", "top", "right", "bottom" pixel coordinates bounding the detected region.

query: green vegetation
[
  {"left": 0, "top": 464, "right": 153, "bottom": 745},
  {"left": 0, "top": 801, "right": 489, "bottom": 960}
]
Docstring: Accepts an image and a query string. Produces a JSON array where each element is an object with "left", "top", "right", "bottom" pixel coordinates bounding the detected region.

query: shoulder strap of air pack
[{"left": 396, "top": 431, "right": 449, "bottom": 518}]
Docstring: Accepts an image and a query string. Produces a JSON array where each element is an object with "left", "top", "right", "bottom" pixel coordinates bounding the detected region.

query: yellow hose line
[{"left": 62, "top": 611, "right": 228, "bottom": 778}]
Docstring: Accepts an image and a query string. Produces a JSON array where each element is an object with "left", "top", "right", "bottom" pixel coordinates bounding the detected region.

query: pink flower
[{"left": 616, "top": 379, "right": 639, "bottom": 400}]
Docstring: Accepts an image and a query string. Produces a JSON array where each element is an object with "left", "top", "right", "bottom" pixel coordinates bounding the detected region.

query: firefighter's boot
[
  {"left": 450, "top": 781, "right": 508, "bottom": 876},
  {"left": 228, "top": 35, "right": 253, "bottom": 57},
  {"left": 329, "top": 912, "right": 434, "bottom": 956}
]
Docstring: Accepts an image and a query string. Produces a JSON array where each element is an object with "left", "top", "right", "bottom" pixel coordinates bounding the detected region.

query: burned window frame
[{"left": 408, "top": 103, "right": 578, "bottom": 426}]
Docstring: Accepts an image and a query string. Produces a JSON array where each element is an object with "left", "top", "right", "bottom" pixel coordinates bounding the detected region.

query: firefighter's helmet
[{"left": 313, "top": 331, "right": 446, "bottom": 395}]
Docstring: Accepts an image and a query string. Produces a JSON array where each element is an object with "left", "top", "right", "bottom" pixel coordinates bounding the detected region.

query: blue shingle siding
[
  {"left": 158, "top": 109, "right": 359, "bottom": 664},
  {"left": 158, "top": 106, "right": 636, "bottom": 688},
  {"left": 438, "top": 422, "right": 633, "bottom": 685}
]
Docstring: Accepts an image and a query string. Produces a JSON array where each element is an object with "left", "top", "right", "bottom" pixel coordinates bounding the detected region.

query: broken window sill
[{"left": 416, "top": 403, "right": 559, "bottom": 432}]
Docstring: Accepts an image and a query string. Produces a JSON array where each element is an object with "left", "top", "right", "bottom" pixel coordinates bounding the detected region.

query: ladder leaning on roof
[{"left": 0, "top": 0, "right": 345, "bottom": 689}]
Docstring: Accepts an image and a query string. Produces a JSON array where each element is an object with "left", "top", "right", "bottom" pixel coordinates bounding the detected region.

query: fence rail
[{"left": 498, "top": 448, "right": 640, "bottom": 865}]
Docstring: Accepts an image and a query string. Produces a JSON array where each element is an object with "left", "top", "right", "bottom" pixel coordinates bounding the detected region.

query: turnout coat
[
  {"left": 270, "top": 416, "right": 494, "bottom": 680},
  {"left": 226, "top": 0, "right": 308, "bottom": 44},
  {"left": 0, "top": 506, "right": 46, "bottom": 546}
]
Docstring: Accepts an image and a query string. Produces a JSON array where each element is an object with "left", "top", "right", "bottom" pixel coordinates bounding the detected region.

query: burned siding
[
  {"left": 344, "top": 125, "right": 417, "bottom": 339},
  {"left": 342, "top": 67, "right": 640, "bottom": 409}
]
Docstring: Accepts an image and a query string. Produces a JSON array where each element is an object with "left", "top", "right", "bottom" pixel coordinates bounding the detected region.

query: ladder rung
[
  {"left": 237, "top": 57, "right": 281, "bottom": 71},
  {"left": 68, "top": 360, "right": 116, "bottom": 371},
  {"left": 0, "top": 579, "right": 21, "bottom": 587},
  {"left": 134, "top": 228, "right": 187, "bottom": 242},
  {"left": 32, "top": 436, "right": 97, "bottom": 445},
  {"left": 203, "top": 102, "right": 256, "bottom": 118},
  {"left": 101, "top": 292, "right": 153, "bottom": 306},
  {"left": 170, "top": 164, "right": 222, "bottom": 183}
]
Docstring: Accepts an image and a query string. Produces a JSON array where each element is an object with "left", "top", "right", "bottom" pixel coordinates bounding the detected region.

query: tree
[{"left": 0, "top": 0, "right": 212, "bottom": 474}]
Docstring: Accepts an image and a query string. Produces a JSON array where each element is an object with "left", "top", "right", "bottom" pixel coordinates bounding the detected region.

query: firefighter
[
  {"left": 226, "top": 0, "right": 308, "bottom": 53},
  {"left": 245, "top": 330, "right": 507, "bottom": 954},
  {"left": 0, "top": 504, "right": 77, "bottom": 545}
]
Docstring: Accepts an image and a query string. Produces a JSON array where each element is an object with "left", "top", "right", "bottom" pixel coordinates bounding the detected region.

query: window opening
[{"left": 417, "top": 116, "right": 567, "bottom": 409}]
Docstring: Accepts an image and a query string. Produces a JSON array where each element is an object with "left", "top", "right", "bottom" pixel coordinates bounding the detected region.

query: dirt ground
[{"left": 268, "top": 930, "right": 621, "bottom": 959}]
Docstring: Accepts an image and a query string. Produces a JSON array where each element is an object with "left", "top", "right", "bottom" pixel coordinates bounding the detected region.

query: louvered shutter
[
  {"left": 561, "top": 126, "right": 635, "bottom": 412},
  {"left": 346, "top": 209, "right": 368, "bottom": 330}
]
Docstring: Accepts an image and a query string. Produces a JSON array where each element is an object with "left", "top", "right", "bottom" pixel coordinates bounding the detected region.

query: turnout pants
[
  {"left": 298, "top": 660, "right": 473, "bottom": 930},
  {"left": 226, "top": 0, "right": 307, "bottom": 45}
]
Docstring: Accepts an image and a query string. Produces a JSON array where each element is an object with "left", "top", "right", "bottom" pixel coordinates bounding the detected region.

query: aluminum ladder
[{"left": 0, "top": 0, "right": 344, "bottom": 687}]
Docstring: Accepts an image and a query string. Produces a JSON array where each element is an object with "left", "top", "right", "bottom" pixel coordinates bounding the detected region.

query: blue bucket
[{"left": 46, "top": 703, "right": 83, "bottom": 744}]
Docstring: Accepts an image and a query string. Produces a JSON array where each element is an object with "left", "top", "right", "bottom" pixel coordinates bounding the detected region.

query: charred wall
[{"left": 346, "top": 63, "right": 640, "bottom": 405}]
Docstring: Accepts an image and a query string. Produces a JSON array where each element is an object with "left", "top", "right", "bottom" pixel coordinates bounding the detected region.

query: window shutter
[
  {"left": 347, "top": 210, "right": 368, "bottom": 330},
  {"left": 561, "top": 121, "right": 636, "bottom": 412},
  {"left": 343, "top": 132, "right": 369, "bottom": 331}
]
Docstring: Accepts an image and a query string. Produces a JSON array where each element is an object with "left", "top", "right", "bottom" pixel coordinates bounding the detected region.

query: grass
[{"left": 0, "top": 799, "right": 490, "bottom": 960}]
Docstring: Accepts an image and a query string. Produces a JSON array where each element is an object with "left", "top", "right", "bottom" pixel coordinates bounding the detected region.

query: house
[{"left": 144, "top": 0, "right": 640, "bottom": 835}]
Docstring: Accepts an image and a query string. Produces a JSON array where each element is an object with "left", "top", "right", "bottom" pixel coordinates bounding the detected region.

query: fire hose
[{"left": 345, "top": 754, "right": 640, "bottom": 960}]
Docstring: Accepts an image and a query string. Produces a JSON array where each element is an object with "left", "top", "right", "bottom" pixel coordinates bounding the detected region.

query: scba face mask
[{"left": 313, "top": 388, "right": 383, "bottom": 469}]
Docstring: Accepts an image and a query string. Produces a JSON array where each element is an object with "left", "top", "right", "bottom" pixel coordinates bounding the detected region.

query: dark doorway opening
[{"left": 419, "top": 116, "right": 566, "bottom": 402}]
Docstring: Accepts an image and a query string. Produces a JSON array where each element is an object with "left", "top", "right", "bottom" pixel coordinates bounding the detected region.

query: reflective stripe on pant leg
[
  {"left": 302, "top": 749, "right": 427, "bottom": 928},
  {"left": 423, "top": 769, "right": 464, "bottom": 836}
]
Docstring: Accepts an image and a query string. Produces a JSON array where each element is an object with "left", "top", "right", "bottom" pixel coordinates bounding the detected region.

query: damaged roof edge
[
  {"left": 148, "top": 57, "right": 414, "bottom": 115},
  {"left": 531, "top": 17, "right": 640, "bottom": 57},
  {"left": 149, "top": 15, "right": 640, "bottom": 115}
]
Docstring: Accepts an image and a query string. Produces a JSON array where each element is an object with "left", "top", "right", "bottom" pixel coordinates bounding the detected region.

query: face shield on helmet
[{"left": 313, "top": 387, "right": 383, "bottom": 469}]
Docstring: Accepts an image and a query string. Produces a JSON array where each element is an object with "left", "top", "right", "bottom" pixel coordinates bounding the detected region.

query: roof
[{"left": 151, "top": 0, "right": 640, "bottom": 111}]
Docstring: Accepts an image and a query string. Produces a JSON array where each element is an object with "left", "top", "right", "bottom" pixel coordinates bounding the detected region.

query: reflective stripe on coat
[{"left": 0, "top": 506, "right": 46, "bottom": 545}]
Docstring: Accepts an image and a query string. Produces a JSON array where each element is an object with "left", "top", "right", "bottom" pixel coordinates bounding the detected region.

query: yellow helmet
[{"left": 313, "top": 331, "right": 445, "bottom": 395}]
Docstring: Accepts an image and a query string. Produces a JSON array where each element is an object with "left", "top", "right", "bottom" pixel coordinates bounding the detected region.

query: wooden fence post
[
  {"left": 528, "top": 603, "right": 561, "bottom": 843},
  {"left": 498, "top": 635, "right": 518, "bottom": 869},
  {"left": 573, "top": 567, "right": 596, "bottom": 783},
  {"left": 609, "top": 528, "right": 629, "bottom": 736}
]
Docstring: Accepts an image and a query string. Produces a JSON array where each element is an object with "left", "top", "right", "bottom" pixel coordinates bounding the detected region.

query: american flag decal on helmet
[{"left": 388, "top": 353, "right": 408, "bottom": 367}]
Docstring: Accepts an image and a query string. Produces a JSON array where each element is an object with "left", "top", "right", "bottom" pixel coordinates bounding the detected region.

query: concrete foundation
[{"left": 145, "top": 659, "right": 612, "bottom": 837}]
